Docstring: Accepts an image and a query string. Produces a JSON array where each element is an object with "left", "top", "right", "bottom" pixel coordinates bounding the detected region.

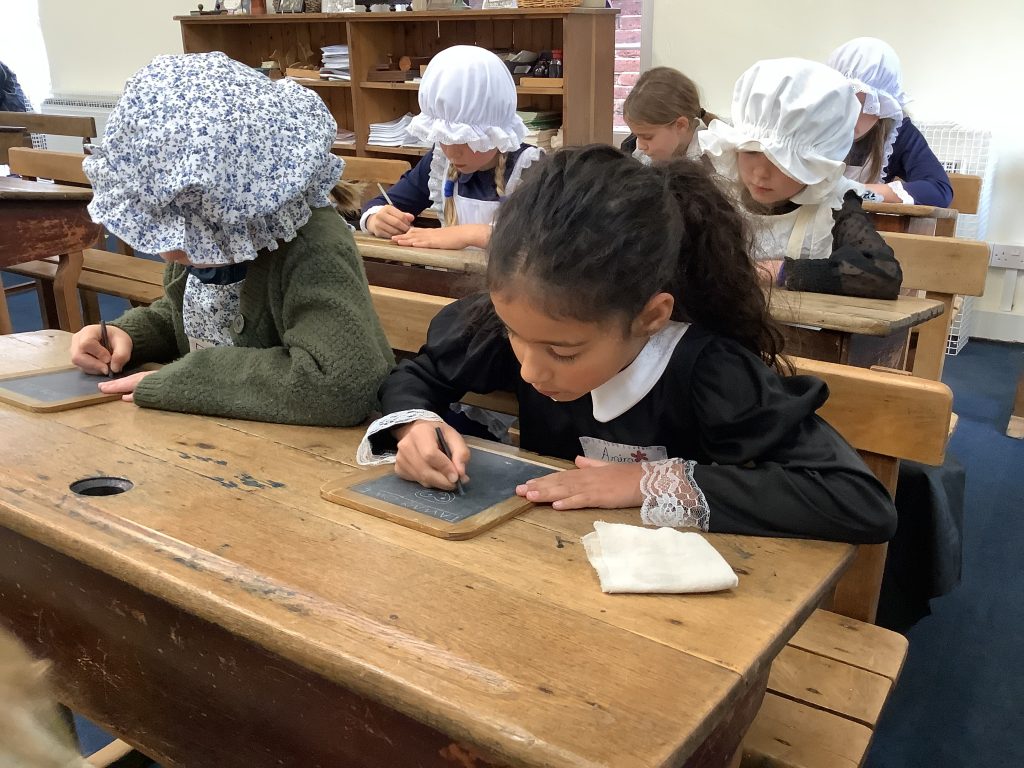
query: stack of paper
[
  {"left": 524, "top": 128, "right": 559, "bottom": 150},
  {"left": 335, "top": 127, "right": 355, "bottom": 145},
  {"left": 320, "top": 44, "right": 350, "bottom": 81},
  {"left": 368, "top": 113, "right": 427, "bottom": 148},
  {"left": 517, "top": 109, "right": 562, "bottom": 131}
]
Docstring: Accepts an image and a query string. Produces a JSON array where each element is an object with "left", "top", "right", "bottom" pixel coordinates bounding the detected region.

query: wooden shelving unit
[{"left": 176, "top": 9, "right": 617, "bottom": 161}]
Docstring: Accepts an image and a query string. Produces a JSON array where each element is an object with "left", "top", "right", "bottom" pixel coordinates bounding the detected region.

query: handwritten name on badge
[{"left": 578, "top": 437, "right": 667, "bottom": 464}]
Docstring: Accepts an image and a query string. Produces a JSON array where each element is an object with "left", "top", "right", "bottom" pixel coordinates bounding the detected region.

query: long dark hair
[
  {"left": 488, "top": 145, "right": 785, "bottom": 370},
  {"left": 853, "top": 117, "right": 896, "bottom": 182}
]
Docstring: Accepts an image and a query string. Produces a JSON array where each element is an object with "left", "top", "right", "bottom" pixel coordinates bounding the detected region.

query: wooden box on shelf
[{"left": 176, "top": 8, "right": 617, "bottom": 161}]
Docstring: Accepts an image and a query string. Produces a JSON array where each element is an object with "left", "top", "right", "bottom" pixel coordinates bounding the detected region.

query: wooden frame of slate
[
  {"left": 321, "top": 439, "right": 568, "bottom": 540},
  {"left": 0, "top": 365, "right": 123, "bottom": 412}
]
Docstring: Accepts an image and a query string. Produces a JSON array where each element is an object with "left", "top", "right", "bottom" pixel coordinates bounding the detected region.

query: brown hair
[
  {"left": 855, "top": 117, "right": 896, "bottom": 183},
  {"left": 443, "top": 152, "right": 508, "bottom": 227},
  {"left": 623, "top": 67, "right": 717, "bottom": 128}
]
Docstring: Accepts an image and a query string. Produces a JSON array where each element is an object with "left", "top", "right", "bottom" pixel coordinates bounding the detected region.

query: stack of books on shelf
[
  {"left": 518, "top": 109, "right": 562, "bottom": 150},
  {"left": 320, "top": 44, "right": 350, "bottom": 81},
  {"left": 368, "top": 113, "right": 428, "bottom": 148}
]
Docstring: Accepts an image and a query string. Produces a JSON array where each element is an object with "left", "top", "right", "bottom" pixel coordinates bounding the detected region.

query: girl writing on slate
[
  {"left": 356, "top": 146, "right": 897, "bottom": 544},
  {"left": 828, "top": 37, "right": 953, "bottom": 206},
  {"left": 69, "top": 53, "right": 394, "bottom": 426},
  {"left": 360, "top": 45, "right": 543, "bottom": 250},
  {"left": 700, "top": 58, "right": 903, "bottom": 299},
  {"left": 620, "top": 67, "right": 712, "bottom": 164}
]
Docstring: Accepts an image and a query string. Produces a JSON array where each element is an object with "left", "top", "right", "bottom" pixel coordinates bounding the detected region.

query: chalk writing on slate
[
  {"left": 350, "top": 449, "right": 553, "bottom": 522},
  {"left": 0, "top": 368, "right": 127, "bottom": 403}
]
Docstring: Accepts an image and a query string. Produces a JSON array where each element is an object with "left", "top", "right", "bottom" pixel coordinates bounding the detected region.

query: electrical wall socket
[{"left": 990, "top": 244, "right": 1024, "bottom": 270}]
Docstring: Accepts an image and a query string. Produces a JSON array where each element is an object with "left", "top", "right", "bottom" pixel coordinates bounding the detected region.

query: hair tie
[
  {"left": 699, "top": 107, "right": 706, "bottom": 120},
  {"left": 443, "top": 179, "right": 455, "bottom": 198}
]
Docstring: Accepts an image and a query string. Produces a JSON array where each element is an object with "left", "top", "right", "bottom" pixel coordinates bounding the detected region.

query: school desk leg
[
  {"left": 0, "top": 279, "right": 12, "bottom": 334},
  {"left": 53, "top": 251, "right": 84, "bottom": 332},
  {"left": 1008, "top": 372, "right": 1024, "bottom": 439}
]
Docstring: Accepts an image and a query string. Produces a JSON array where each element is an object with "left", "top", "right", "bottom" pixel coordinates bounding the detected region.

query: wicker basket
[
  {"left": 517, "top": 0, "right": 583, "bottom": 8},
  {"left": 304, "top": 0, "right": 322, "bottom": 10}
]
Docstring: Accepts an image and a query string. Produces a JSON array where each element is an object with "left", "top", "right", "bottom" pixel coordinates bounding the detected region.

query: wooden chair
[
  {"left": 935, "top": 173, "right": 982, "bottom": 236},
  {"left": 0, "top": 111, "right": 97, "bottom": 153},
  {"left": 0, "top": 126, "right": 28, "bottom": 164},
  {"left": 883, "top": 231, "right": 990, "bottom": 380},
  {"left": 3, "top": 148, "right": 164, "bottom": 328},
  {"left": 340, "top": 156, "right": 411, "bottom": 186}
]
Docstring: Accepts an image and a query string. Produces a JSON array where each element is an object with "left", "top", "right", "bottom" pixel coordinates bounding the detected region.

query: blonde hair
[
  {"left": 0, "top": 630, "right": 88, "bottom": 768},
  {"left": 443, "top": 152, "right": 508, "bottom": 227},
  {"left": 623, "top": 67, "right": 715, "bottom": 127}
]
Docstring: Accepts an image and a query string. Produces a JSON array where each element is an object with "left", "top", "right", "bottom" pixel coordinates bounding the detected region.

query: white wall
[
  {"left": 38, "top": 0, "right": 183, "bottom": 96},
  {"left": 653, "top": 0, "right": 1024, "bottom": 339}
]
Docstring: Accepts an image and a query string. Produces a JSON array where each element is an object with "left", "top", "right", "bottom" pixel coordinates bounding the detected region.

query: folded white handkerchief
[{"left": 581, "top": 521, "right": 739, "bottom": 594}]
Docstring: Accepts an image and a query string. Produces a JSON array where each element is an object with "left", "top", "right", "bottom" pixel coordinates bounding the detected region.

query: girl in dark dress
[{"left": 358, "top": 145, "right": 897, "bottom": 544}]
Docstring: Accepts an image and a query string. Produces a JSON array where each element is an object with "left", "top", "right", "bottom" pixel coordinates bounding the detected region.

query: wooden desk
[
  {"left": 0, "top": 177, "right": 99, "bottom": 333},
  {"left": 354, "top": 233, "right": 486, "bottom": 298},
  {"left": 770, "top": 289, "right": 945, "bottom": 369},
  {"left": 863, "top": 201, "right": 958, "bottom": 237},
  {"left": 0, "top": 333, "right": 854, "bottom": 768}
]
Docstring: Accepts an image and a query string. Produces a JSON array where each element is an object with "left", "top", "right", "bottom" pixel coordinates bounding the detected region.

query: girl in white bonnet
[
  {"left": 70, "top": 52, "right": 394, "bottom": 426},
  {"left": 828, "top": 37, "right": 953, "bottom": 207},
  {"left": 360, "top": 45, "right": 542, "bottom": 250},
  {"left": 700, "top": 58, "right": 903, "bottom": 300}
]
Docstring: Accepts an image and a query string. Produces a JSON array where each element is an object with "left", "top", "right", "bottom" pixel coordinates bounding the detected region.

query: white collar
[{"left": 590, "top": 321, "right": 689, "bottom": 423}]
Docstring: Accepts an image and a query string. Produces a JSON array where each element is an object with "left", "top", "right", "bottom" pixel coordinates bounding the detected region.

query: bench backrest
[
  {"left": 883, "top": 231, "right": 990, "bottom": 380},
  {"left": 7, "top": 147, "right": 90, "bottom": 186}
]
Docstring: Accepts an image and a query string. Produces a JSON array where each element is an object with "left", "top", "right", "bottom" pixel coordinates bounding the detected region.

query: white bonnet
[
  {"left": 700, "top": 58, "right": 860, "bottom": 204},
  {"left": 83, "top": 52, "right": 343, "bottom": 265},
  {"left": 407, "top": 45, "right": 527, "bottom": 154},
  {"left": 827, "top": 37, "right": 907, "bottom": 122}
]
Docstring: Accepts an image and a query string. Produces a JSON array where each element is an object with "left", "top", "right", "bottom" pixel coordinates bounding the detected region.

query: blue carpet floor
[
  {"left": 866, "top": 340, "right": 1024, "bottom": 768},
  {"left": 4, "top": 280, "right": 1022, "bottom": 766}
]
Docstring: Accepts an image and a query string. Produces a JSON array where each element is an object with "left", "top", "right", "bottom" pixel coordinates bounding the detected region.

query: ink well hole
[{"left": 70, "top": 477, "right": 134, "bottom": 496}]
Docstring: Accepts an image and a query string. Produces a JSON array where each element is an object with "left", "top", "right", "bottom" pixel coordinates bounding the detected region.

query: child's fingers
[
  {"left": 109, "top": 329, "right": 133, "bottom": 374},
  {"left": 395, "top": 448, "right": 458, "bottom": 490},
  {"left": 574, "top": 456, "right": 608, "bottom": 469},
  {"left": 378, "top": 207, "right": 412, "bottom": 235},
  {"left": 70, "top": 336, "right": 111, "bottom": 374}
]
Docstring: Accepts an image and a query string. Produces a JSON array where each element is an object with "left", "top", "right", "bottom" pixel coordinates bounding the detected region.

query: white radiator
[
  {"left": 38, "top": 93, "right": 120, "bottom": 152},
  {"left": 916, "top": 121, "right": 996, "bottom": 355}
]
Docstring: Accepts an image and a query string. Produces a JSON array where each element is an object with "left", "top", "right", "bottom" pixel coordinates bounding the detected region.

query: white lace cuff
[
  {"left": 639, "top": 459, "right": 710, "bottom": 530},
  {"left": 889, "top": 180, "right": 915, "bottom": 205},
  {"left": 356, "top": 409, "right": 444, "bottom": 466},
  {"left": 359, "top": 204, "right": 385, "bottom": 233}
]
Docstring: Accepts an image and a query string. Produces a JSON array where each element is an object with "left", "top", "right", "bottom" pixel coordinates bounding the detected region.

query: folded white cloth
[{"left": 581, "top": 521, "right": 739, "bottom": 594}]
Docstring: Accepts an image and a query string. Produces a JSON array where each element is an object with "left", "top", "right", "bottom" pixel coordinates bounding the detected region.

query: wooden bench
[
  {"left": 3, "top": 147, "right": 165, "bottom": 327},
  {"left": 0, "top": 111, "right": 96, "bottom": 152},
  {"left": 366, "top": 284, "right": 950, "bottom": 768},
  {"left": 883, "top": 231, "right": 990, "bottom": 380}
]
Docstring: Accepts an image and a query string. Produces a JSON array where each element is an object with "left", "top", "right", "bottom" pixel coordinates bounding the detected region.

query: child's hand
[
  {"left": 367, "top": 205, "right": 414, "bottom": 237},
  {"left": 394, "top": 420, "right": 471, "bottom": 491},
  {"left": 391, "top": 223, "right": 489, "bottom": 250},
  {"left": 516, "top": 456, "right": 644, "bottom": 510},
  {"left": 70, "top": 324, "right": 133, "bottom": 375},
  {"left": 97, "top": 371, "right": 155, "bottom": 402}
]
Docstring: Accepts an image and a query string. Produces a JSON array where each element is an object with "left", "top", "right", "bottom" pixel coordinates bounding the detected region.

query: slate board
[
  {"left": 321, "top": 444, "right": 561, "bottom": 539},
  {"left": 0, "top": 366, "right": 126, "bottom": 412}
]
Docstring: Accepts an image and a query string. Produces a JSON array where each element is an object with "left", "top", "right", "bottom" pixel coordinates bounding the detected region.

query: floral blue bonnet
[{"left": 84, "top": 52, "right": 343, "bottom": 265}]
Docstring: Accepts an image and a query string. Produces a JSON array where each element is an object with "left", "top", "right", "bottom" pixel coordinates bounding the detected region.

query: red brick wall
[{"left": 609, "top": 0, "right": 643, "bottom": 130}]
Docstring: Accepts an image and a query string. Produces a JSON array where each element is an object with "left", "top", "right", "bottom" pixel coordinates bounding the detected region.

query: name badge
[
  {"left": 188, "top": 337, "right": 216, "bottom": 353},
  {"left": 578, "top": 437, "right": 668, "bottom": 464}
]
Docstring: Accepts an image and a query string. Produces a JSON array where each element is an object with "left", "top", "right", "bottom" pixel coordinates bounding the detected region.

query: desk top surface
[
  {"left": 0, "top": 331, "right": 853, "bottom": 768},
  {"left": 0, "top": 176, "right": 93, "bottom": 201},
  {"left": 862, "top": 201, "right": 958, "bottom": 219},
  {"left": 769, "top": 289, "right": 944, "bottom": 336}
]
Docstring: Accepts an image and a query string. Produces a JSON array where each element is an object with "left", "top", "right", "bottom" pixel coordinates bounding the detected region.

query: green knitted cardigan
[{"left": 112, "top": 207, "right": 395, "bottom": 427}]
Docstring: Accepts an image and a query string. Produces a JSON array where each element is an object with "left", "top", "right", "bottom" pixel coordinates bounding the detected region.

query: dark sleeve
[
  {"left": 110, "top": 264, "right": 185, "bottom": 365},
  {"left": 372, "top": 293, "right": 520, "bottom": 452},
  {"left": 884, "top": 118, "right": 953, "bottom": 207},
  {"left": 784, "top": 192, "right": 903, "bottom": 299},
  {"left": 620, "top": 134, "right": 637, "bottom": 154},
  {"left": 360, "top": 149, "right": 434, "bottom": 216},
  {"left": 688, "top": 339, "right": 897, "bottom": 544}
]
